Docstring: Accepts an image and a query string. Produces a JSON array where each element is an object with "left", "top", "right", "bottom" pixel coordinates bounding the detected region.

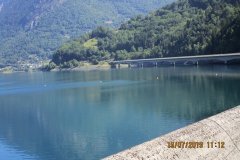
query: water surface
[{"left": 0, "top": 66, "right": 240, "bottom": 159}]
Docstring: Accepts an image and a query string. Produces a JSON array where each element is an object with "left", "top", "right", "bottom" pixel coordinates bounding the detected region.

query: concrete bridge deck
[
  {"left": 111, "top": 53, "right": 240, "bottom": 67},
  {"left": 104, "top": 106, "right": 240, "bottom": 160}
]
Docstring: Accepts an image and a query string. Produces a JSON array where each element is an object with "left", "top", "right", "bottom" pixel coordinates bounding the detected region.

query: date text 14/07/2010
[{"left": 167, "top": 141, "right": 225, "bottom": 149}]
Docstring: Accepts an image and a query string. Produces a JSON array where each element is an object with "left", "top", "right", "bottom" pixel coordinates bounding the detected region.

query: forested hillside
[
  {"left": 0, "top": 0, "right": 175, "bottom": 65},
  {"left": 50, "top": 0, "right": 240, "bottom": 68}
]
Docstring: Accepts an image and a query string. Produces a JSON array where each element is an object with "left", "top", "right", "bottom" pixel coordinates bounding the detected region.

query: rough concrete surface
[{"left": 104, "top": 106, "right": 240, "bottom": 160}]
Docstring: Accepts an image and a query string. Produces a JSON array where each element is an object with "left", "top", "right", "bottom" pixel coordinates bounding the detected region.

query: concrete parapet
[{"left": 104, "top": 106, "right": 240, "bottom": 160}]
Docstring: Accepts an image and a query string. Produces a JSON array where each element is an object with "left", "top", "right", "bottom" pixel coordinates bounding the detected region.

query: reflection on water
[
  {"left": 0, "top": 142, "right": 37, "bottom": 160},
  {"left": 0, "top": 66, "right": 240, "bottom": 160}
]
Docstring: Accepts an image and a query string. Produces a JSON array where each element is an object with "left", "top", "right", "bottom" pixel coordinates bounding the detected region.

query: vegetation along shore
[{"left": 44, "top": 0, "right": 240, "bottom": 71}]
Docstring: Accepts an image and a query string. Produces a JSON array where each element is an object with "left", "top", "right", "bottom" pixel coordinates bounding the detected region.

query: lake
[{"left": 0, "top": 66, "right": 240, "bottom": 160}]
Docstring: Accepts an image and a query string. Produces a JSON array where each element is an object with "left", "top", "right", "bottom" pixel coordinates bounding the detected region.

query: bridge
[{"left": 111, "top": 53, "right": 240, "bottom": 68}]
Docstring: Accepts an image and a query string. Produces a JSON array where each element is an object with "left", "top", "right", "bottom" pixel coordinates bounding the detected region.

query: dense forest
[
  {"left": 50, "top": 0, "right": 240, "bottom": 69},
  {"left": 0, "top": 0, "right": 174, "bottom": 65}
]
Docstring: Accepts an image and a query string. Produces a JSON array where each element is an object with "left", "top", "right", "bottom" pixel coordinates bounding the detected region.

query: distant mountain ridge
[{"left": 0, "top": 0, "right": 175, "bottom": 65}]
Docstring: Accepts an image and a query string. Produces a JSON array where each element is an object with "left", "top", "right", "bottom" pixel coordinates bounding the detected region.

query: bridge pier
[{"left": 155, "top": 62, "right": 157, "bottom": 68}]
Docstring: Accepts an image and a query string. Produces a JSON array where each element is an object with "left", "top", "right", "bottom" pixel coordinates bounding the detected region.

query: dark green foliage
[
  {"left": 0, "top": 0, "right": 175, "bottom": 65},
  {"left": 52, "top": 38, "right": 110, "bottom": 65},
  {"left": 44, "top": 61, "right": 57, "bottom": 71},
  {"left": 61, "top": 59, "right": 79, "bottom": 68},
  {"left": 206, "top": 15, "right": 240, "bottom": 54},
  {"left": 51, "top": 0, "right": 240, "bottom": 67}
]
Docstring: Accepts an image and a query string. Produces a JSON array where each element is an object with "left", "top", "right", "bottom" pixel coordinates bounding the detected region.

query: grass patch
[{"left": 83, "top": 38, "right": 98, "bottom": 50}]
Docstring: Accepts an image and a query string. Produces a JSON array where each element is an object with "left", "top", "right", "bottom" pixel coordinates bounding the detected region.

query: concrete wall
[{"left": 104, "top": 106, "right": 240, "bottom": 160}]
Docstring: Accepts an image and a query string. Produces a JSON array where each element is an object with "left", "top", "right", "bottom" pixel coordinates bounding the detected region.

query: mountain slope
[
  {"left": 0, "top": 0, "right": 175, "bottom": 65},
  {"left": 50, "top": 0, "right": 240, "bottom": 67},
  {"left": 206, "top": 14, "right": 240, "bottom": 54}
]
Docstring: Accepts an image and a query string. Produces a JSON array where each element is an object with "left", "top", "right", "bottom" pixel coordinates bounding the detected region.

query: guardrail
[{"left": 110, "top": 53, "right": 240, "bottom": 68}]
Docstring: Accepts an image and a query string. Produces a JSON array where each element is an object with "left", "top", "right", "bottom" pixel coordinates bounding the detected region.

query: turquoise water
[{"left": 0, "top": 66, "right": 240, "bottom": 160}]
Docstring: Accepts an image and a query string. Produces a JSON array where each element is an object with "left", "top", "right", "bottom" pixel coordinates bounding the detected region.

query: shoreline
[
  {"left": 50, "top": 64, "right": 112, "bottom": 72},
  {"left": 1, "top": 63, "right": 240, "bottom": 74}
]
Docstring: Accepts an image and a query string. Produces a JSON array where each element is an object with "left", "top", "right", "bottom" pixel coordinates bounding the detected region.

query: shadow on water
[{"left": 0, "top": 65, "right": 240, "bottom": 160}]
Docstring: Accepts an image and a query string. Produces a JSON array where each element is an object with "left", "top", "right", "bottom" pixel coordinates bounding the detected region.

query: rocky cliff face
[{"left": 0, "top": 0, "right": 64, "bottom": 29}]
